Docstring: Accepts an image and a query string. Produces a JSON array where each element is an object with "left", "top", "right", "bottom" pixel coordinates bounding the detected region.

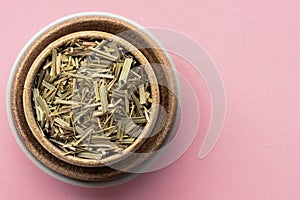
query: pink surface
[{"left": 1, "top": 0, "right": 300, "bottom": 199}]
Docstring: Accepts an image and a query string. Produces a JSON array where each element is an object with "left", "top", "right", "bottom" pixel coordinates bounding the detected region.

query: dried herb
[{"left": 32, "top": 38, "right": 153, "bottom": 160}]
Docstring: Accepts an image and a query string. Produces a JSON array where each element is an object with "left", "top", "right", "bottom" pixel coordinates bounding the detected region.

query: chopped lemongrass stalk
[
  {"left": 88, "top": 47, "right": 117, "bottom": 61},
  {"left": 43, "top": 61, "right": 52, "bottom": 70},
  {"left": 35, "top": 95, "right": 50, "bottom": 120},
  {"left": 118, "top": 58, "right": 132, "bottom": 84},
  {"left": 139, "top": 84, "right": 146, "bottom": 104},
  {"left": 144, "top": 108, "right": 150, "bottom": 122},
  {"left": 121, "top": 138, "right": 135, "bottom": 144},
  {"left": 125, "top": 90, "right": 129, "bottom": 114},
  {"left": 91, "top": 73, "right": 114, "bottom": 79},
  {"left": 50, "top": 49, "right": 57, "bottom": 77},
  {"left": 54, "top": 118, "right": 70, "bottom": 128},
  {"left": 42, "top": 80, "right": 55, "bottom": 90},
  {"left": 94, "top": 81, "right": 100, "bottom": 102},
  {"left": 54, "top": 99, "right": 81, "bottom": 105},
  {"left": 56, "top": 53, "right": 62, "bottom": 75},
  {"left": 99, "top": 81, "right": 109, "bottom": 113},
  {"left": 131, "top": 116, "right": 147, "bottom": 124},
  {"left": 73, "top": 129, "right": 93, "bottom": 146}
]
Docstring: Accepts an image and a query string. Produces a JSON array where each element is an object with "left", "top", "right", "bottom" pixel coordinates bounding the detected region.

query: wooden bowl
[
  {"left": 9, "top": 12, "right": 178, "bottom": 186},
  {"left": 23, "top": 30, "right": 160, "bottom": 167}
]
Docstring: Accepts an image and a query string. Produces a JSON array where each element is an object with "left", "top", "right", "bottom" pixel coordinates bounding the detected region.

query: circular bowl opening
[{"left": 23, "top": 31, "right": 160, "bottom": 167}]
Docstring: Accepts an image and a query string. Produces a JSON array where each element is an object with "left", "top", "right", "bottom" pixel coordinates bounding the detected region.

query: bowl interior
[{"left": 23, "top": 31, "right": 160, "bottom": 167}]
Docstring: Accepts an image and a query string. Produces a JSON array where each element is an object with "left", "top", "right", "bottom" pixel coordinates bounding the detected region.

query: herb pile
[{"left": 33, "top": 39, "right": 153, "bottom": 160}]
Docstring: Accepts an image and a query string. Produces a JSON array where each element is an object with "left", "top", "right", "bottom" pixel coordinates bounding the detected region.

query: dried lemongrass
[
  {"left": 32, "top": 38, "right": 153, "bottom": 160},
  {"left": 118, "top": 58, "right": 132, "bottom": 85},
  {"left": 99, "top": 81, "right": 108, "bottom": 113},
  {"left": 139, "top": 84, "right": 146, "bottom": 104},
  {"left": 50, "top": 49, "right": 57, "bottom": 78}
]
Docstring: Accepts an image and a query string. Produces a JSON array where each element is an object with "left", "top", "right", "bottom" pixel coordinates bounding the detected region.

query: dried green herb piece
[
  {"left": 118, "top": 58, "right": 132, "bottom": 85},
  {"left": 50, "top": 49, "right": 57, "bottom": 78},
  {"left": 88, "top": 47, "right": 117, "bottom": 61},
  {"left": 35, "top": 93, "right": 50, "bottom": 120},
  {"left": 139, "top": 84, "right": 146, "bottom": 104},
  {"left": 99, "top": 81, "right": 109, "bottom": 113}
]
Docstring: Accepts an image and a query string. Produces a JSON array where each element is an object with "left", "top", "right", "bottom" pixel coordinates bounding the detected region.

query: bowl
[
  {"left": 23, "top": 30, "right": 160, "bottom": 167},
  {"left": 8, "top": 12, "right": 178, "bottom": 186}
]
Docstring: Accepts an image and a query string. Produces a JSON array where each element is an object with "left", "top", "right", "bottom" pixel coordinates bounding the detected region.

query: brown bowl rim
[{"left": 23, "top": 30, "right": 160, "bottom": 167}]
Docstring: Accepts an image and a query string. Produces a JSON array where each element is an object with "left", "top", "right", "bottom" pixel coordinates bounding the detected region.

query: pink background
[{"left": 1, "top": 0, "right": 300, "bottom": 199}]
